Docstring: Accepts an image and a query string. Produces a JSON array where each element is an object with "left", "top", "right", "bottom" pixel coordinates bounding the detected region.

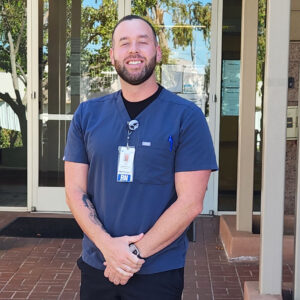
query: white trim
[
  {"left": 216, "top": 211, "right": 261, "bottom": 216},
  {"left": 0, "top": 207, "right": 28, "bottom": 212},
  {"left": 39, "top": 113, "right": 73, "bottom": 122},
  {"left": 27, "top": 0, "right": 39, "bottom": 212},
  {"left": 207, "top": 0, "right": 222, "bottom": 215}
]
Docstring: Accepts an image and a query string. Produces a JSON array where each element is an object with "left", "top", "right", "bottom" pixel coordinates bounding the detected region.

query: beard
[{"left": 114, "top": 54, "right": 157, "bottom": 85}]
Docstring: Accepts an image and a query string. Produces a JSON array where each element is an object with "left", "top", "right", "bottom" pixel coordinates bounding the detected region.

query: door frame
[
  {"left": 203, "top": 0, "right": 222, "bottom": 215},
  {"left": 27, "top": 0, "right": 39, "bottom": 212},
  {"left": 27, "top": 0, "right": 222, "bottom": 213}
]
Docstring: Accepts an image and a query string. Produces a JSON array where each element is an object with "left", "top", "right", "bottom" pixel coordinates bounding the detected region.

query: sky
[{"left": 82, "top": 0, "right": 211, "bottom": 74}]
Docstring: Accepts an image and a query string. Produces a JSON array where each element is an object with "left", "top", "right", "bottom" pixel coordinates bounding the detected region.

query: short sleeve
[
  {"left": 175, "top": 106, "right": 218, "bottom": 172},
  {"left": 64, "top": 103, "right": 89, "bottom": 164}
]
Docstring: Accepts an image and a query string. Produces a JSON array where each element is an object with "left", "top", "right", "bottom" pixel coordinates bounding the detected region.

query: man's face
[{"left": 110, "top": 19, "right": 161, "bottom": 85}]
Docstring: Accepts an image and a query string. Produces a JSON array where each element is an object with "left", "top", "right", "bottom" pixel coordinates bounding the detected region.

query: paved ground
[{"left": 0, "top": 212, "right": 294, "bottom": 299}]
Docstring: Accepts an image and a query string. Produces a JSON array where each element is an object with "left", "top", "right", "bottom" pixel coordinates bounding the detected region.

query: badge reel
[{"left": 117, "top": 120, "right": 139, "bottom": 183}]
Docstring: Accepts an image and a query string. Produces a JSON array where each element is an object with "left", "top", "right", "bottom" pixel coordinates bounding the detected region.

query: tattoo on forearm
[{"left": 82, "top": 193, "right": 105, "bottom": 229}]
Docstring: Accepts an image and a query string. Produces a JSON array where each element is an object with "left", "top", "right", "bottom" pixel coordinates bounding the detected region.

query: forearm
[
  {"left": 135, "top": 170, "right": 211, "bottom": 258},
  {"left": 66, "top": 187, "right": 144, "bottom": 274},
  {"left": 65, "top": 187, "right": 111, "bottom": 251},
  {"left": 135, "top": 195, "right": 202, "bottom": 258}
]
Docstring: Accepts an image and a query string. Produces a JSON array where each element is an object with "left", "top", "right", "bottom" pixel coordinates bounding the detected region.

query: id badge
[{"left": 117, "top": 146, "right": 135, "bottom": 182}]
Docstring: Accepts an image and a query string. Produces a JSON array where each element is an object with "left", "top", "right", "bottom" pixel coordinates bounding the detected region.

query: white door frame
[
  {"left": 27, "top": 0, "right": 39, "bottom": 212},
  {"left": 202, "top": 0, "right": 222, "bottom": 215}
]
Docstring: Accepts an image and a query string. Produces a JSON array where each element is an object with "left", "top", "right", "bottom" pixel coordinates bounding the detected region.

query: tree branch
[
  {"left": 7, "top": 31, "right": 20, "bottom": 92},
  {"left": 0, "top": 92, "right": 19, "bottom": 114},
  {"left": 15, "top": 16, "right": 26, "bottom": 55},
  {"left": 16, "top": 63, "right": 27, "bottom": 85},
  {"left": 82, "top": 33, "right": 98, "bottom": 50}
]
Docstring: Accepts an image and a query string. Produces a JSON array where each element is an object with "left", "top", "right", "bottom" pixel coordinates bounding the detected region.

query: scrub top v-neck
[{"left": 122, "top": 85, "right": 163, "bottom": 120}]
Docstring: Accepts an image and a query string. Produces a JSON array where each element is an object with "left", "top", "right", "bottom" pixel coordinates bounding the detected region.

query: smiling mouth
[{"left": 127, "top": 60, "right": 142, "bottom": 65}]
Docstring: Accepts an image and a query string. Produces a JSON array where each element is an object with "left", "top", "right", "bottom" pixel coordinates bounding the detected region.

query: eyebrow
[{"left": 118, "top": 34, "right": 151, "bottom": 43}]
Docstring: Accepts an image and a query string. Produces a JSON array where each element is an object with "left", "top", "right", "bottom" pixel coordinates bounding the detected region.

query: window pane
[
  {"left": 0, "top": 0, "right": 27, "bottom": 207},
  {"left": 39, "top": 0, "right": 118, "bottom": 187}
]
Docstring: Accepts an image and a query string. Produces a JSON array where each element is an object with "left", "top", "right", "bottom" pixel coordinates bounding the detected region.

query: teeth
[{"left": 128, "top": 61, "right": 141, "bottom": 65}]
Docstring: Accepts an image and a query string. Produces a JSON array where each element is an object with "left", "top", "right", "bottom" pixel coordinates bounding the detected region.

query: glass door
[
  {"left": 33, "top": 0, "right": 221, "bottom": 212},
  {"left": 133, "top": 0, "right": 221, "bottom": 214},
  {"left": 36, "top": 0, "right": 119, "bottom": 211},
  {"left": 0, "top": 0, "right": 27, "bottom": 210}
]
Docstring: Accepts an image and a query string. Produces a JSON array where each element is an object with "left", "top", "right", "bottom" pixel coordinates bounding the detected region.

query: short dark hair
[{"left": 112, "top": 15, "right": 157, "bottom": 45}]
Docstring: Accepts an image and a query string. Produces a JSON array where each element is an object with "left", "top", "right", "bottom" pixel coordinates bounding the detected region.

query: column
[
  {"left": 259, "top": 0, "right": 291, "bottom": 294},
  {"left": 236, "top": 0, "right": 258, "bottom": 232}
]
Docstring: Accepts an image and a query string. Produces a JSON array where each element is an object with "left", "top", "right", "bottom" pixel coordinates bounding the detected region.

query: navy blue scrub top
[{"left": 64, "top": 87, "right": 218, "bottom": 274}]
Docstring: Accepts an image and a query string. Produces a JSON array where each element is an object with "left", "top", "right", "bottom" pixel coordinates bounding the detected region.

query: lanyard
[{"left": 126, "top": 120, "right": 139, "bottom": 148}]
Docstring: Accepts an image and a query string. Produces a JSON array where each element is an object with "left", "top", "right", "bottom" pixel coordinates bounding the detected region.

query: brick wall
[{"left": 285, "top": 42, "right": 300, "bottom": 214}]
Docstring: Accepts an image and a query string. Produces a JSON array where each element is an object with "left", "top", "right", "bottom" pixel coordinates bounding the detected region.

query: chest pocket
[{"left": 134, "top": 144, "right": 175, "bottom": 185}]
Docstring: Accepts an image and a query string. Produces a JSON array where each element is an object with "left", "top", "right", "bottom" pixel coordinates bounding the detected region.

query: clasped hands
[{"left": 102, "top": 233, "right": 145, "bottom": 286}]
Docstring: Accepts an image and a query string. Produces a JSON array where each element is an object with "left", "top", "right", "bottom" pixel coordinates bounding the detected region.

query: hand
[
  {"left": 104, "top": 264, "right": 132, "bottom": 285},
  {"left": 101, "top": 233, "right": 145, "bottom": 284}
]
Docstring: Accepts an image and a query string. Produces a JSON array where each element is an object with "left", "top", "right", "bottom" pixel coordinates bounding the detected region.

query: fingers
[
  {"left": 125, "top": 255, "right": 145, "bottom": 269},
  {"left": 126, "top": 233, "right": 144, "bottom": 244},
  {"left": 116, "top": 266, "right": 133, "bottom": 277},
  {"left": 104, "top": 266, "right": 131, "bottom": 286},
  {"left": 104, "top": 262, "right": 137, "bottom": 274}
]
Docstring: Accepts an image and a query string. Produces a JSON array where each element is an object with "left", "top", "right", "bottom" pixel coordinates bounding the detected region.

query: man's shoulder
[{"left": 81, "top": 90, "right": 120, "bottom": 108}]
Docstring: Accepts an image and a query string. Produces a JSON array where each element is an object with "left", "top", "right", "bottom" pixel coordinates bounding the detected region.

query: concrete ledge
[
  {"left": 244, "top": 282, "right": 282, "bottom": 300},
  {"left": 219, "top": 215, "right": 294, "bottom": 263}
]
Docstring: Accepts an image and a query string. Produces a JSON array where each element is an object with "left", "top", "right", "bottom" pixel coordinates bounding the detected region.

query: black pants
[{"left": 77, "top": 257, "right": 184, "bottom": 300}]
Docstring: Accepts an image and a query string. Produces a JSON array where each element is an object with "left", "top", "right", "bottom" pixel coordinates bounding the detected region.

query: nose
[{"left": 128, "top": 41, "right": 139, "bottom": 54}]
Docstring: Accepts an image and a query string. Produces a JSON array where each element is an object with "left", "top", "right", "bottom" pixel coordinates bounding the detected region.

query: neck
[{"left": 120, "top": 75, "right": 158, "bottom": 102}]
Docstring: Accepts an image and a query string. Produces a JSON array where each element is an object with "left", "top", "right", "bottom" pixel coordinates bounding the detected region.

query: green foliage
[
  {"left": 0, "top": 128, "right": 23, "bottom": 149},
  {"left": 0, "top": 0, "right": 27, "bottom": 77},
  {"left": 131, "top": 0, "right": 211, "bottom": 64},
  {"left": 79, "top": 0, "right": 118, "bottom": 86},
  {"left": 257, "top": 0, "right": 266, "bottom": 85},
  {"left": 171, "top": 1, "right": 211, "bottom": 49}
]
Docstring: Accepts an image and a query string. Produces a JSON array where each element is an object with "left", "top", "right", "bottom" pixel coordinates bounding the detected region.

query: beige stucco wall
[{"left": 290, "top": 0, "right": 300, "bottom": 40}]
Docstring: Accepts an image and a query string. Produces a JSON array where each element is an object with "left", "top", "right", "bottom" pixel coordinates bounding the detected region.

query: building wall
[{"left": 285, "top": 0, "right": 300, "bottom": 214}]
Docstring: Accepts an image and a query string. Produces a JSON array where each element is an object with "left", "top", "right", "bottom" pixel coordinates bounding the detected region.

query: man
[{"left": 64, "top": 15, "right": 218, "bottom": 300}]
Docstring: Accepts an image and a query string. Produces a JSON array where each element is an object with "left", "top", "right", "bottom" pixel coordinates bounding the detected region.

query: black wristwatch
[{"left": 129, "top": 243, "right": 145, "bottom": 259}]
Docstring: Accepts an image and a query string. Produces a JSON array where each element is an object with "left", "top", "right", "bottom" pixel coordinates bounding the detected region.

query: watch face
[{"left": 129, "top": 244, "right": 140, "bottom": 256}]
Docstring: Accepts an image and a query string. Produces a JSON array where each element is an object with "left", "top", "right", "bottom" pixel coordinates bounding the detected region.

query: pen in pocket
[{"left": 168, "top": 136, "right": 173, "bottom": 152}]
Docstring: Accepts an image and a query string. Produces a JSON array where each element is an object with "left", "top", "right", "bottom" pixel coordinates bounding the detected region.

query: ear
[
  {"left": 156, "top": 45, "right": 162, "bottom": 63},
  {"left": 110, "top": 48, "right": 115, "bottom": 65}
]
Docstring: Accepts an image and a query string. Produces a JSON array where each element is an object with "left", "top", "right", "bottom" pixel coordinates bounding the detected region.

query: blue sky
[{"left": 82, "top": 0, "right": 211, "bottom": 73}]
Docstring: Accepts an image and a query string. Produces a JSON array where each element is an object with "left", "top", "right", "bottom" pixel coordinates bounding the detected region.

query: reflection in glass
[
  {"left": 39, "top": 0, "right": 118, "bottom": 187},
  {"left": 218, "top": 0, "right": 242, "bottom": 211},
  {"left": 132, "top": 0, "right": 212, "bottom": 117},
  {"left": 0, "top": 0, "right": 27, "bottom": 207}
]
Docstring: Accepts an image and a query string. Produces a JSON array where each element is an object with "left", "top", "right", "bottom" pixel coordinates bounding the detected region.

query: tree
[
  {"left": 0, "top": 0, "right": 27, "bottom": 148},
  {"left": 0, "top": 0, "right": 213, "bottom": 147},
  {"left": 172, "top": 1, "right": 211, "bottom": 64},
  {"left": 131, "top": 0, "right": 211, "bottom": 65},
  {"left": 257, "top": 0, "right": 266, "bottom": 85}
]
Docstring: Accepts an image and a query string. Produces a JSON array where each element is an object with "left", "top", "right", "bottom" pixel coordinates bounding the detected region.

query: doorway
[{"left": 28, "top": 0, "right": 221, "bottom": 213}]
